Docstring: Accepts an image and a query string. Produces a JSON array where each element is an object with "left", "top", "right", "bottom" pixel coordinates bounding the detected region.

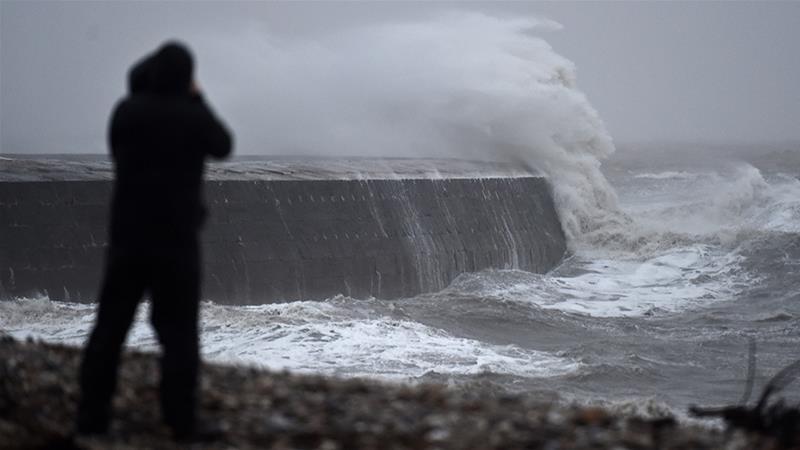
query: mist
[
  {"left": 192, "top": 13, "right": 606, "bottom": 158},
  {"left": 2, "top": 1, "right": 800, "bottom": 156}
]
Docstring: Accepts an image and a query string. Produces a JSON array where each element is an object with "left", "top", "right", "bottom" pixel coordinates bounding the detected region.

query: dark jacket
[{"left": 109, "top": 43, "right": 232, "bottom": 247}]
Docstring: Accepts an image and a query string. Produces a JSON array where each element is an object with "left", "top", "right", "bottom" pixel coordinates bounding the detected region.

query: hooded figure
[
  {"left": 127, "top": 42, "right": 194, "bottom": 95},
  {"left": 77, "top": 41, "right": 232, "bottom": 441}
]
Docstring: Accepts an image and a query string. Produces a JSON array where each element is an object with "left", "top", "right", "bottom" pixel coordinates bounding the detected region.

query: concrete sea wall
[{"left": 0, "top": 177, "right": 566, "bottom": 304}]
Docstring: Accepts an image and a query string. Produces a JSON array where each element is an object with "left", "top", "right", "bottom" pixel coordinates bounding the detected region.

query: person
[{"left": 76, "top": 41, "right": 232, "bottom": 440}]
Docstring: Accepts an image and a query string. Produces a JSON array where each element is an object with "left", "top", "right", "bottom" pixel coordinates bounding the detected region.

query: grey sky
[{"left": 1, "top": 1, "right": 799, "bottom": 155}]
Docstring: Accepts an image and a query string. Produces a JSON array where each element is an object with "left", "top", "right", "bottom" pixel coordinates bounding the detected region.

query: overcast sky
[{"left": 1, "top": 1, "right": 799, "bottom": 155}]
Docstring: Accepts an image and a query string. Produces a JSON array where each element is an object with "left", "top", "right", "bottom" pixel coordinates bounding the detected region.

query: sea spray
[{"left": 197, "top": 12, "right": 627, "bottom": 249}]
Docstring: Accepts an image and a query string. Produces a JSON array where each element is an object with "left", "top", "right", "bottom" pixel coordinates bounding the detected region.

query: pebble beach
[{"left": 1, "top": 335, "right": 788, "bottom": 450}]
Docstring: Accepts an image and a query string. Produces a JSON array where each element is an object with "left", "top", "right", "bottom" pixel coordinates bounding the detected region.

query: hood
[
  {"left": 127, "top": 41, "right": 193, "bottom": 95},
  {"left": 128, "top": 54, "right": 153, "bottom": 94}
]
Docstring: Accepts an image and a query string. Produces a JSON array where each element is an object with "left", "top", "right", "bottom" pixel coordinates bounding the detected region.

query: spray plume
[{"left": 199, "top": 12, "right": 626, "bottom": 247}]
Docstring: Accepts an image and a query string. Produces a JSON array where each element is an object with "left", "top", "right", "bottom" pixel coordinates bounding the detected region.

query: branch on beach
[{"left": 689, "top": 338, "right": 800, "bottom": 448}]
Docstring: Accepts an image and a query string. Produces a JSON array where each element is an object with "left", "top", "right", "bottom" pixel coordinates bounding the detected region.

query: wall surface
[{"left": 0, "top": 177, "right": 566, "bottom": 304}]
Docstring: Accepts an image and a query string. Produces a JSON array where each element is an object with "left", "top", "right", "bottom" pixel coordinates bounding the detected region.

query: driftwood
[{"left": 689, "top": 339, "right": 800, "bottom": 448}]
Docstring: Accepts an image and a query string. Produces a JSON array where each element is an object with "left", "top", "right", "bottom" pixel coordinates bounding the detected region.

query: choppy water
[{"left": 3, "top": 145, "right": 800, "bottom": 422}]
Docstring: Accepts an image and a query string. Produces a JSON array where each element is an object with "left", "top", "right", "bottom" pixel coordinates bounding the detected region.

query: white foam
[
  {"left": 0, "top": 297, "right": 95, "bottom": 346},
  {"left": 744, "top": 174, "right": 800, "bottom": 234},
  {"left": 0, "top": 297, "right": 580, "bottom": 380},
  {"left": 201, "top": 301, "right": 579, "bottom": 379},
  {"left": 633, "top": 171, "right": 699, "bottom": 180},
  {"left": 538, "top": 246, "right": 748, "bottom": 317},
  {"left": 627, "top": 164, "right": 800, "bottom": 238},
  {"left": 489, "top": 163, "right": 800, "bottom": 318},
  {"left": 445, "top": 241, "right": 750, "bottom": 319}
]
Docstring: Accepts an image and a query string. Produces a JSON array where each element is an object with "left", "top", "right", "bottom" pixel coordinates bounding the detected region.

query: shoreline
[{"left": 0, "top": 335, "right": 777, "bottom": 449}]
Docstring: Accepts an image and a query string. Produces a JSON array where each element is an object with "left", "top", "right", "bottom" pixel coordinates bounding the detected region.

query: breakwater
[{"left": 0, "top": 158, "right": 566, "bottom": 304}]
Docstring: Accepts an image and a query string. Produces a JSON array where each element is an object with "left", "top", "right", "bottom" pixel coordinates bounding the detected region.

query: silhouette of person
[{"left": 76, "top": 41, "right": 232, "bottom": 439}]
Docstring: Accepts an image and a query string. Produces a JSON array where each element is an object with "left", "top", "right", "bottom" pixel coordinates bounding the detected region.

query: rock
[{"left": 0, "top": 337, "right": 782, "bottom": 449}]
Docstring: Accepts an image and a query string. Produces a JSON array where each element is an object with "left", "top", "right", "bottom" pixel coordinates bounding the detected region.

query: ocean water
[{"left": 3, "top": 145, "right": 800, "bottom": 422}]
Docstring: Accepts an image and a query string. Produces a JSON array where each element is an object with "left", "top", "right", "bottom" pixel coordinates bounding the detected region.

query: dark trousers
[{"left": 77, "top": 241, "right": 201, "bottom": 434}]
